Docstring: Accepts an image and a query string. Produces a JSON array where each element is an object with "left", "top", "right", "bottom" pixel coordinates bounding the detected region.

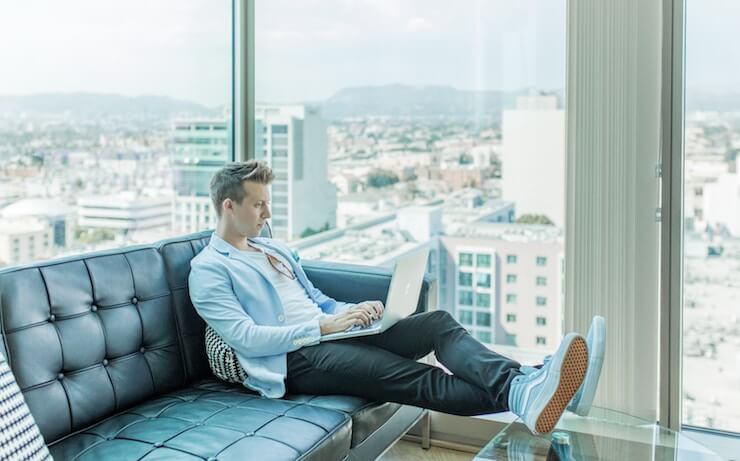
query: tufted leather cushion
[
  {"left": 48, "top": 378, "right": 351, "bottom": 461},
  {"left": 284, "top": 394, "right": 402, "bottom": 448}
]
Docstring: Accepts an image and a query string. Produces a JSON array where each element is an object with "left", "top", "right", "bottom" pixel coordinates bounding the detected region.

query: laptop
[{"left": 321, "top": 247, "right": 429, "bottom": 342}]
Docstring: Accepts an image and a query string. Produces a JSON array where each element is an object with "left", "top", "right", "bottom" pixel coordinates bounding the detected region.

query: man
[{"left": 189, "top": 161, "right": 606, "bottom": 435}]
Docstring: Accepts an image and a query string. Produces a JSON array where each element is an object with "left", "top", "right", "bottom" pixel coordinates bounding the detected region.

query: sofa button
[
  {"left": 102, "top": 359, "right": 109, "bottom": 366},
  {"left": 245, "top": 432, "right": 254, "bottom": 437},
  {"left": 207, "top": 457, "right": 217, "bottom": 461},
  {"left": 153, "top": 442, "right": 163, "bottom": 448},
  {"left": 57, "top": 373, "right": 64, "bottom": 380},
  {"left": 131, "top": 297, "right": 138, "bottom": 304},
  {"left": 140, "top": 347, "right": 146, "bottom": 353},
  {"left": 49, "top": 314, "right": 56, "bottom": 322},
  {"left": 91, "top": 305, "right": 98, "bottom": 312}
]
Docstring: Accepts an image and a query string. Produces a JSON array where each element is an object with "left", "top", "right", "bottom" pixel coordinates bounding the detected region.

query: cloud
[{"left": 407, "top": 17, "right": 434, "bottom": 32}]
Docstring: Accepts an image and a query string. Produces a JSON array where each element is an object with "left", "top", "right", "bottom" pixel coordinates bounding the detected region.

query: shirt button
[{"left": 277, "top": 315, "right": 285, "bottom": 322}]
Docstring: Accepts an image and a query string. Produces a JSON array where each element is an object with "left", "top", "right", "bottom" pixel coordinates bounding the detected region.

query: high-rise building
[
  {"left": 171, "top": 119, "right": 230, "bottom": 234},
  {"left": 256, "top": 105, "right": 337, "bottom": 240},
  {"left": 502, "top": 94, "right": 565, "bottom": 227},
  {"left": 439, "top": 224, "right": 563, "bottom": 351}
]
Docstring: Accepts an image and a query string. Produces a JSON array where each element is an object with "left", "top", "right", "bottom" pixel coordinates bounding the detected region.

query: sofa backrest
[{"left": 0, "top": 230, "right": 215, "bottom": 444}]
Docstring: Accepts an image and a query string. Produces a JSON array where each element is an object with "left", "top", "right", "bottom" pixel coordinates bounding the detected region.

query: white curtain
[{"left": 565, "top": 0, "right": 663, "bottom": 421}]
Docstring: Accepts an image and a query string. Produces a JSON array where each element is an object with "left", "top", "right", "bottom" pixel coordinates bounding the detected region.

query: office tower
[
  {"left": 502, "top": 94, "right": 565, "bottom": 227},
  {"left": 256, "top": 105, "right": 337, "bottom": 240},
  {"left": 171, "top": 119, "right": 230, "bottom": 234}
]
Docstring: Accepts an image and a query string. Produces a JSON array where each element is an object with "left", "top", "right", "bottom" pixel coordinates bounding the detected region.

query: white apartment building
[
  {"left": 439, "top": 224, "right": 564, "bottom": 352},
  {"left": 78, "top": 193, "right": 171, "bottom": 232},
  {"left": 703, "top": 157, "right": 740, "bottom": 236},
  {"left": 256, "top": 105, "right": 337, "bottom": 241},
  {"left": 0, "top": 217, "right": 53, "bottom": 266},
  {"left": 502, "top": 94, "right": 565, "bottom": 227}
]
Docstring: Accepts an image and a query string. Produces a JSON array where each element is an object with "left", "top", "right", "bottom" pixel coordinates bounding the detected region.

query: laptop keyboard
[{"left": 346, "top": 319, "right": 382, "bottom": 332}]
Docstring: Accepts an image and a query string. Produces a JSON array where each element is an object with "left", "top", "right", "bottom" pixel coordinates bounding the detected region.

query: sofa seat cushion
[
  {"left": 283, "top": 394, "right": 402, "bottom": 448},
  {"left": 48, "top": 379, "right": 351, "bottom": 461},
  {"left": 197, "top": 379, "right": 403, "bottom": 449}
]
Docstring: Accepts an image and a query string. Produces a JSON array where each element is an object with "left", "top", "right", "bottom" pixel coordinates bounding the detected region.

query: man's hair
[{"left": 210, "top": 161, "right": 274, "bottom": 217}]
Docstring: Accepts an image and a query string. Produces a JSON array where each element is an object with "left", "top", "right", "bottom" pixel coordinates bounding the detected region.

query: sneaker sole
[
  {"left": 572, "top": 316, "right": 606, "bottom": 416},
  {"left": 534, "top": 335, "right": 589, "bottom": 434}
]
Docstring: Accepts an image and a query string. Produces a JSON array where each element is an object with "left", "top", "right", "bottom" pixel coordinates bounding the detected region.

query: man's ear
[{"left": 222, "top": 198, "right": 232, "bottom": 214}]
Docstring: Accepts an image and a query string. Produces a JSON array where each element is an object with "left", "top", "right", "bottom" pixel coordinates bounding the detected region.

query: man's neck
[{"left": 215, "top": 223, "right": 253, "bottom": 251}]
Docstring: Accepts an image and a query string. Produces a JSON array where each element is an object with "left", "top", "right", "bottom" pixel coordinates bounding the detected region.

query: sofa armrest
[{"left": 301, "top": 260, "right": 436, "bottom": 315}]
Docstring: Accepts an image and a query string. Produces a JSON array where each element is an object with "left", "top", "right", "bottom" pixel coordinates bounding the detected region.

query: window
[
  {"left": 476, "top": 254, "right": 491, "bottom": 268},
  {"left": 536, "top": 316, "right": 547, "bottom": 326},
  {"left": 536, "top": 256, "right": 547, "bottom": 266},
  {"left": 459, "top": 253, "right": 474, "bottom": 267},
  {"left": 458, "top": 272, "right": 473, "bottom": 287},
  {"left": 505, "top": 334, "right": 517, "bottom": 347},
  {"left": 682, "top": 1, "right": 740, "bottom": 433},
  {"left": 536, "top": 296, "right": 547, "bottom": 306},
  {"left": 0, "top": 1, "right": 234, "bottom": 267},
  {"left": 476, "top": 331, "right": 492, "bottom": 344},
  {"left": 458, "top": 310, "right": 473, "bottom": 325},
  {"left": 506, "top": 294, "right": 518, "bottom": 304},
  {"left": 476, "top": 312, "right": 491, "bottom": 327},
  {"left": 536, "top": 336, "right": 547, "bottom": 346},
  {"left": 476, "top": 293, "right": 491, "bottom": 308},
  {"left": 536, "top": 276, "right": 547, "bottom": 286},
  {"left": 506, "top": 314, "right": 517, "bottom": 323},
  {"left": 256, "top": 0, "right": 566, "bottom": 362},
  {"left": 506, "top": 274, "right": 518, "bottom": 284},
  {"left": 458, "top": 291, "right": 473, "bottom": 306}
]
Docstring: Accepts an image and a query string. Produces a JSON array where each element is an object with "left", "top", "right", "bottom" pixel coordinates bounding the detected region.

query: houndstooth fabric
[
  {"left": 0, "top": 353, "right": 52, "bottom": 461},
  {"left": 205, "top": 325, "right": 247, "bottom": 384}
]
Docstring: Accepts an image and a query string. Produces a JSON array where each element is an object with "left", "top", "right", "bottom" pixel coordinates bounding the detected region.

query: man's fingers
[{"left": 346, "top": 310, "right": 371, "bottom": 325}]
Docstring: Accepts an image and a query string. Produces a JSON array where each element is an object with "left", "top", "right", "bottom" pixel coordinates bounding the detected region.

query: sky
[{"left": 0, "top": 0, "right": 738, "bottom": 107}]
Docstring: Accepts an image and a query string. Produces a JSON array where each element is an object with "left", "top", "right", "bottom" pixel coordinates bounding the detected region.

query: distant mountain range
[
  {"left": 2, "top": 86, "right": 739, "bottom": 120},
  {"left": 0, "top": 93, "right": 220, "bottom": 118},
  {"left": 320, "top": 85, "right": 562, "bottom": 119}
]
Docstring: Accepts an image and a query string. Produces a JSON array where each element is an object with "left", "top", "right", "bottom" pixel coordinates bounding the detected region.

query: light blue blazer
[{"left": 188, "top": 233, "right": 354, "bottom": 398}]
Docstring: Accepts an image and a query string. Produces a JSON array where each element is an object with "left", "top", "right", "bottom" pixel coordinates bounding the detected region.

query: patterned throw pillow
[
  {"left": 205, "top": 325, "right": 247, "bottom": 384},
  {"left": 0, "top": 352, "right": 52, "bottom": 461}
]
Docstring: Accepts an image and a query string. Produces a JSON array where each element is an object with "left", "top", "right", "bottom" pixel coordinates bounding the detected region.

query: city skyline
[{"left": 3, "top": 0, "right": 740, "bottom": 106}]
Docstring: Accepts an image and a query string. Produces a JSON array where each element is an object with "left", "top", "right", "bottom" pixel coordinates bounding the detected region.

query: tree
[
  {"left": 516, "top": 214, "right": 554, "bottom": 225},
  {"left": 300, "top": 222, "right": 331, "bottom": 239},
  {"left": 366, "top": 169, "right": 399, "bottom": 188},
  {"left": 459, "top": 153, "right": 474, "bottom": 165}
]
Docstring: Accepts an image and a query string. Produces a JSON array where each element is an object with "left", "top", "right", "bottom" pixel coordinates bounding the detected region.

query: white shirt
[{"left": 240, "top": 250, "right": 327, "bottom": 325}]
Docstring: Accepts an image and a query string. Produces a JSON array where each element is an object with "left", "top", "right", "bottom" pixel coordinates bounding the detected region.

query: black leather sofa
[{"left": 0, "top": 230, "right": 432, "bottom": 460}]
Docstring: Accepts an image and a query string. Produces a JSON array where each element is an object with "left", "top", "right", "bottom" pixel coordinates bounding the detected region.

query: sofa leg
[{"left": 420, "top": 411, "right": 431, "bottom": 450}]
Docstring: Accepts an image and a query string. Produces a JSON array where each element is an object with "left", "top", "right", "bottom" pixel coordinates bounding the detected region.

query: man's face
[{"left": 225, "top": 181, "right": 271, "bottom": 238}]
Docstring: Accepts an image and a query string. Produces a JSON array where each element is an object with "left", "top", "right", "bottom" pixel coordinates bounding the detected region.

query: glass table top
[{"left": 474, "top": 407, "right": 726, "bottom": 461}]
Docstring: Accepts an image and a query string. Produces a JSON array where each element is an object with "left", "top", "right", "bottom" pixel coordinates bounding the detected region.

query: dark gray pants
[{"left": 286, "top": 310, "right": 522, "bottom": 416}]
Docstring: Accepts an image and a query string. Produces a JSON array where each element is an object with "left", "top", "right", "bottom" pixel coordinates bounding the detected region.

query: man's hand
[
  {"left": 319, "top": 309, "right": 374, "bottom": 335},
  {"left": 353, "top": 300, "right": 384, "bottom": 320}
]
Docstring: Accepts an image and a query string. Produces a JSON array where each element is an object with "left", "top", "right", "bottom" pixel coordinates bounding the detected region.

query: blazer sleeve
[
  {"left": 189, "top": 260, "right": 322, "bottom": 358},
  {"left": 288, "top": 247, "right": 355, "bottom": 315}
]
